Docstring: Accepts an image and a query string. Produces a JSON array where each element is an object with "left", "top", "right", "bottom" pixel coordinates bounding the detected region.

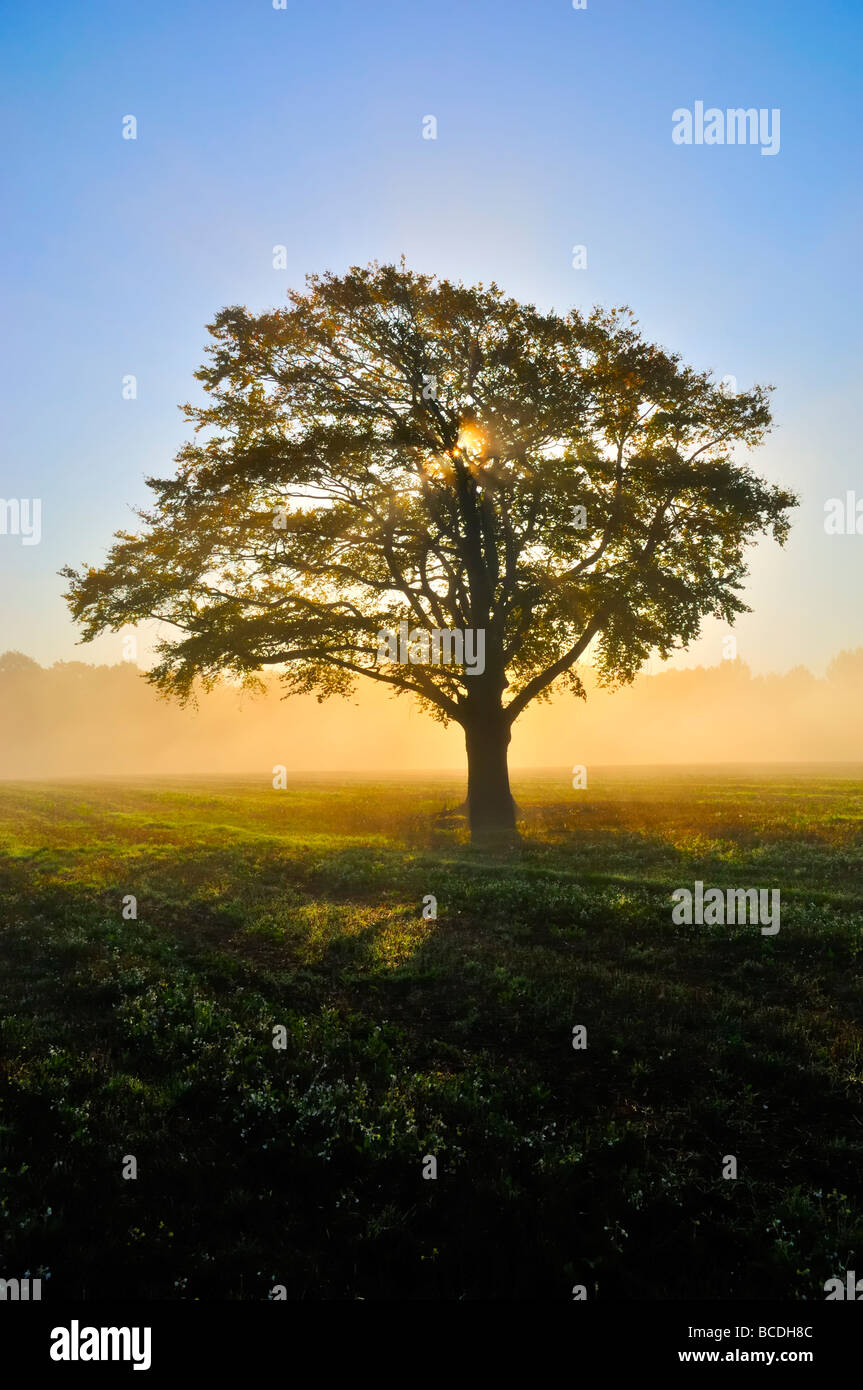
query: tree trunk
[{"left": 464, "top": 713, "right": 517, "bottom": 840}]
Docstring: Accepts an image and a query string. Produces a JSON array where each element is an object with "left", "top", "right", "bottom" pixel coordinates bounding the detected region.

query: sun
[{"left": 456, "top": 424, "right": 486, "bottom": 455}]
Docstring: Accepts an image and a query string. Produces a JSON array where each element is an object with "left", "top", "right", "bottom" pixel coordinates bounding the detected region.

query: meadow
[{"left": 1, "top": 767, "right": 861, "bottom": 1300}]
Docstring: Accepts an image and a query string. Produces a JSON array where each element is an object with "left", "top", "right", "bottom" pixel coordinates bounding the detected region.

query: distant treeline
[{"left": 1, "top": 649, "right": 863, "bottom": 777}]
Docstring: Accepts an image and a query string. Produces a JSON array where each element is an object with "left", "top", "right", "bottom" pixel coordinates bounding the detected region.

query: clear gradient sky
[{"left": 1, "top": 0, "right": 861, "bottom": 677}]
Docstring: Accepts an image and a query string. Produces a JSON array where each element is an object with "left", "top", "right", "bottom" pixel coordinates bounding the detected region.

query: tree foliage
[{"left": 63, "top": 262, "right": 796, "bottom": 739}]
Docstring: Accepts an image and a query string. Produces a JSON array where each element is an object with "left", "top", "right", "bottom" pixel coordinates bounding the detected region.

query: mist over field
[{"left": 3, "top": 648, "right": 863, "bottom": 779}]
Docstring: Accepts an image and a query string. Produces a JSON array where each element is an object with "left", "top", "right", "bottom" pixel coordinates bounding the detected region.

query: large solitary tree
[{"left": 63, "top": 262, "right": 796, "bottom": 838}]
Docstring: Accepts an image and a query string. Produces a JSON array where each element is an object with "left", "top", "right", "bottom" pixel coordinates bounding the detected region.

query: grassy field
[{"left": 1, "top": 767, "right": 862, "bottom": 1300}]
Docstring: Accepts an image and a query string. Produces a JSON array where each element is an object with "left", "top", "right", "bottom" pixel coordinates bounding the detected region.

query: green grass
[{"left": 1, "top": 767, "right": 862, "bottom": 1299}]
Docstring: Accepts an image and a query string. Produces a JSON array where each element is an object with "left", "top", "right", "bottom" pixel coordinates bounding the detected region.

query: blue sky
[{"left": 1, "top": 0, "right": 861, "bottom": 675}]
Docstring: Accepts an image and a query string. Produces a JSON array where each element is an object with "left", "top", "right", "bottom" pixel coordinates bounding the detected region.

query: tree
[{"left": 62, "top": 262, "right": 796, "bottom": 839}]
